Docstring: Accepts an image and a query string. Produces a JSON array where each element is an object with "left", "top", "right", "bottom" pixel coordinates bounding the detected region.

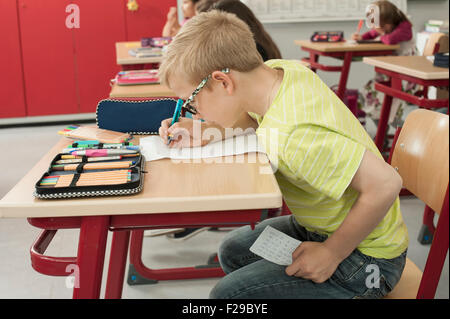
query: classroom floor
[{"left": 0, "top": 123, "right": 448, "bottom": 299}]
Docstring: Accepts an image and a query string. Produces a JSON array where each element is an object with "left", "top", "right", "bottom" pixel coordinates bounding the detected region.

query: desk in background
[
  {"left": 116, "top": 41, "right": 163, "bottom": 70},
  {"left": 0, "top": 136, "right": 282, "bottom": 299},
  {"left": 109, "top": 83, "right": 176, "bottom": 98},
  {"left": 363, "top": 56, "right": 449, "bottom": 152},
  {"left": 294, "top": 40, "right": 399, "bottom": 101}
]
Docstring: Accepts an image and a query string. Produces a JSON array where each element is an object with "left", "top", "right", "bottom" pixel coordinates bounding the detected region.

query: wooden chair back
[
  {"left": 391, "top": 109, "right": 449, "bottom": 213},
  {"left": 422, "top": 32, "right": 449, "bottom": 56}
]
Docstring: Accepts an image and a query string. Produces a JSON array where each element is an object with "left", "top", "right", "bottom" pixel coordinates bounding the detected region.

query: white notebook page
[{"left": 139, "top": 134, "right": 265, "bottom": 161}]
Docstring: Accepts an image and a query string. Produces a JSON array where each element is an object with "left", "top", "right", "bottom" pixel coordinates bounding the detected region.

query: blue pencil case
[{"left": 96, "top": 98, "right": 177, "bottom": 135}]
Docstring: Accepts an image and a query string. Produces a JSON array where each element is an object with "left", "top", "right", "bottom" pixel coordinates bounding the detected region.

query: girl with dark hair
[{"left": 197, "top": 0, "right": 282, "bottom": 60}]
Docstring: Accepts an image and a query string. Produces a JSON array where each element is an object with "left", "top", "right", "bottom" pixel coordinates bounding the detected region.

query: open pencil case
[{"left": 34, "top": 152, "right": 146, "bottom": 199}]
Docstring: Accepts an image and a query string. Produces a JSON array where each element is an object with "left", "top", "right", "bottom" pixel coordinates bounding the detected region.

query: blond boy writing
[{"left": 158, "top": 11, "right": 408, "bottom": 299}]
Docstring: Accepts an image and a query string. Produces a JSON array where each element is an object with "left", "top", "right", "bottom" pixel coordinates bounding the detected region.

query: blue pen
[
  {"left": 167, "top": 99, "right": 184, "bottom": 145},
  {"left": 71, "top": 140, "right": 100, "bottom": 145}
]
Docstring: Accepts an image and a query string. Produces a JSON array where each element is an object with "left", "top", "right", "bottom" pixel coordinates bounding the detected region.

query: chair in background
[
  {"left": 422, "top": 32, "right": 449, "bottom": 56},
  {"left": 385, "top": 109, "right": 449, "bottom": 299},
  {"left": 416, "top": 32, "right": 449, "bottom": 104}
]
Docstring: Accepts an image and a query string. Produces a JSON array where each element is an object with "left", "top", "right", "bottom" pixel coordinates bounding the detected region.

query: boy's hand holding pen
[{"left": 166, "top": 99, "right": 184, "bottom": 145}]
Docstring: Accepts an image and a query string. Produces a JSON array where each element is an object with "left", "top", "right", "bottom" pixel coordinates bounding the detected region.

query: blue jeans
[{"left": 210, "top": 215, "right": 406, "bottom": 299}]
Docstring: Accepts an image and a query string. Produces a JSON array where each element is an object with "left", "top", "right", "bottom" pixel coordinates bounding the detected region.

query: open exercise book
[{"left": 139, "top": 134, "right": 266, "bottom": 161}]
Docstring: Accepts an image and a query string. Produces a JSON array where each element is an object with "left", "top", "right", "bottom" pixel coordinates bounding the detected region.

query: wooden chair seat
[{"left": 385, "top": 258, "right": 423, "bottom": 299}]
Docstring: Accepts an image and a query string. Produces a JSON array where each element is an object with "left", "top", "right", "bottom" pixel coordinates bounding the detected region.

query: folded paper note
[
  {"left": 249, "top": 226, "right": 302, "bottom": 266},
  {"left": 139, "top": 134, "right": 265, "bottom": 161}
]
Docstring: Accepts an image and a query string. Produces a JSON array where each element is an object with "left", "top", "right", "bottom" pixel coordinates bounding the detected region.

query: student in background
[
  {"left": 352, "top": 0, "right": 415, "bottom": 55},
  {"left": 158, "top": 11, "right": 408, "bottom": 298},
  {"left": 352, "top": 0, "right": 416, "bottom": 127},
  {"left": 162, "top": 0, "right": 200, "bottom": 37},
  {"left": 197, "top": 0, "right": 282, "bottom": 60}
]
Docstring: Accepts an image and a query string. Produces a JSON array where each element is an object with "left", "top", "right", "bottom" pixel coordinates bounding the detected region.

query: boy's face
[{"left": 170, "top": 72, "right": 243, "bottom": 128}]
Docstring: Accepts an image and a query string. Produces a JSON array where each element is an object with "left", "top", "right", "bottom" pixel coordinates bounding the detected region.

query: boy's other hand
[
  {"left": 351, "top": 33, "right": 362, "bottom": 41},
  {"left": 285, "top": 241, "right": 342, "bottom": 284}
]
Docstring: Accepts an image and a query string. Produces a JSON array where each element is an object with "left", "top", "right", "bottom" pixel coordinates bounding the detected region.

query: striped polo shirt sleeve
[{"left": 283, "top": 125, "right": 366, "bottom": 201}]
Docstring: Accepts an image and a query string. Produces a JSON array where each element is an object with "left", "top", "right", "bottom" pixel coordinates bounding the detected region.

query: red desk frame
[
  {"left": 373, "top": 67, "right": 449, "bottom": 153},
  {"left": 27, "top": 208, "right": 273, "bottom": 299},
  {"left": 300, "top": 46, "right": 396, "bottom": 101}
]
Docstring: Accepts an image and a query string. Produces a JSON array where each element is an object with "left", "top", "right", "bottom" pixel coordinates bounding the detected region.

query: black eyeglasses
[{"left": 182, "top": 68, "right": 230, "bottom": 115}]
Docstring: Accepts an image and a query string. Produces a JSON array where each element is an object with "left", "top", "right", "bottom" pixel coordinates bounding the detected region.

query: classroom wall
[{"left": 263, "top": 0, "right": 449, "bottom": 91}]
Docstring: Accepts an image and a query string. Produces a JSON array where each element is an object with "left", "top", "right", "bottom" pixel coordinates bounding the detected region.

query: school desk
[
  {"left": 109, "top": 82, "right": 177, "bottom": 98},
  {"left": 363, "top": 56, "right": 449, "bottom": 152},
  {"left": 294, "top": 40, "right": 399, "bottom": 101},
  {"left": 0, "top": 136, "right": 282, "bottom": 299},
  {"left": 116, "top": 41, "right": 163, "bottom": 70}
]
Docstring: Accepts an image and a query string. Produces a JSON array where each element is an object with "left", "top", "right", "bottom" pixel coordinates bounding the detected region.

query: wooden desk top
[
  {"left": 116, "top": 41, "right": 163, "bottom": 65},
  {"left": 363, "top": 56, "right": 449, "bottom": 80},
  {"left": 0, "top": 137, "right": 282, "bottom": 218},
  {"left": 109, "top": 83, "right": 177, "bottom": 98},
  {"left": 294, "top": 40, "right": 399, "bottom": 52}
]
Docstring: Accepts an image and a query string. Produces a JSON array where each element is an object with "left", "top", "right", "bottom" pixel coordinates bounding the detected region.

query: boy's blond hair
[{"left": 159, "top": 10, "right": 263, "bottom": 88}]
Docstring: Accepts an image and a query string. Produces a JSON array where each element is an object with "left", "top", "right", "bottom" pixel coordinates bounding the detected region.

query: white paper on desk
[
  {"left": 139, "top": 134, "right": 265, "bottom": 161},
  {"left": 249, "top": 226, "right": 302, "bottom": 266}
]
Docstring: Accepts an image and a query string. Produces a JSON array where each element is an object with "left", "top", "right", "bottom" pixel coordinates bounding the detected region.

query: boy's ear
[{"left": 211, "top": 70, "right": 234, "bottom": 95}]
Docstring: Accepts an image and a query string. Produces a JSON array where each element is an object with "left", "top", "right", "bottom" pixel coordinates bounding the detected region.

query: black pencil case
[
  {"left": 96, "top": 98, "right": 177, "bottom": 135},
  {"left": 34, "top": 153, "right": 146, "bottom": 199},
  {"left": 311, "top": 31, "right": 344, "bottom": 42}
]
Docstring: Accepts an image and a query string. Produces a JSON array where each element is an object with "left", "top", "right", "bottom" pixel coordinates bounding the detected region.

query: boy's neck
[{"left": 239, "top": 64, "right": 283, "bottom": 118}]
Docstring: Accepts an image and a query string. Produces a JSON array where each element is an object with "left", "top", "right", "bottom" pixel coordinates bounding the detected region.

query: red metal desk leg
[
  {"left": 336, "top": 52, "right": 353, "bottom": 100},
  {"left": 72, "top": 216, "right": 109, "bottom": 299},
  {"left": 105, "top": 230, "right": 130, "bottom": 299},
  {"left": 375, "top": 77, "right": 402, "bottom": 152},
  {"left": 309, "top": 52, "right": 319, "bottom": 73}
]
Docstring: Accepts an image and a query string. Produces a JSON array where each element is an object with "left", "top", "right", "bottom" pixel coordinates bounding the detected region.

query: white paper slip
[
  {"left": 139, "top": 134, "right": 265, "bottom": 161},
  {"left": 249, "top": 226, "right": 302, "bottom": 266}
]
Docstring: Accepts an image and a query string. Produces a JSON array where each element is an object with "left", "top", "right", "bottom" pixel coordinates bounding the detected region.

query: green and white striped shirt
[{"left": 251, "top": 59, "right": 408, "bottom": 259}]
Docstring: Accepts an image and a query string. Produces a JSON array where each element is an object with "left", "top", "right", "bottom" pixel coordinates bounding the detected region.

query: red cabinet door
[
  {"left": 19, "top": 0, "right": 78, "bottom": 116},
  {"left": 73, "top": 0, "right": 127, "bottom": 113},
  {"left": 0, "top": 0, "right": 27, "bottom": 118},
  {"left": 125, "top": 0, "right": 177, "bottom": 40}
]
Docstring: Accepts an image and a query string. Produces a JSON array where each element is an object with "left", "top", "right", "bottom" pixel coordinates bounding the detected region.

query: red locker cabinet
[
  {"left": 0, "top": 0, "right": 27, "bottom": 118},
  {"left": 18, "top": 0, "right": 79, "bottom": 116},
  {"left": 2, "top": 0, "right": 176, "bottom": 119},
  {"left": 125, "top": 0, "right": 177, "bottom": 40},
  {"left": 73, "top": 0, "right": 127, "bottom": 113}
]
